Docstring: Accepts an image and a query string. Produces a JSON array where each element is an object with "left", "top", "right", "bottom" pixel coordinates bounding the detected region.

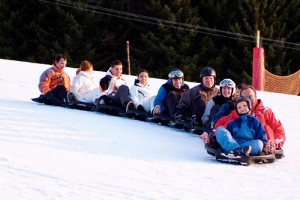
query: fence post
[{"left": 126, "top": 41, "right": 131, "bottom": 75}]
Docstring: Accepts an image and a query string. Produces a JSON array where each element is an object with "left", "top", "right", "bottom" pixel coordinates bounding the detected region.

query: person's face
[
  {"left": 171, "top": 78, "right": 183, "bottom": 89},
  {"left": 202, "top": 76, "right": 214, "bottom": 88},
  {"left": 55, "top": 58, "right": 67, "bottom": 70},
  {"left": 138, "top": 72, "right": 149, "bottom": 86},
  {"left": 111, "top": 64, "right": 122, "bottom": 78},
  {"left": 222, "top": 86, "right": 232, "bottom": 98},
  {"left": 236, "top": 101, "right": 250, "bottom": 114},
  {"left": 240, "top": 88, "right": 256, "bottom": 106}
]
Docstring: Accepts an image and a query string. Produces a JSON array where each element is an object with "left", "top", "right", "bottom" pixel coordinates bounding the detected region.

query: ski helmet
[
  {"left": 219, "top": 78, "right": 236, "bottom": 96},
  {"left": 234, "top": 96, "right": 252, "bottom": 115},
  {"left": 168, "top": 68, "right": 184, "bottom": 79},
  {"left": 200, "top": 67, "right": 216, "bottom": 83}
]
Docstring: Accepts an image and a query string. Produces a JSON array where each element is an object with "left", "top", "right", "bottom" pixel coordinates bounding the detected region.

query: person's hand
[
  {"left": 264, "top": 140, "right": 275, "bottom": 154},
  {"left": 202, "top": 132, "right": 210, "bottom": 144},
  {"left": 275, "top": 138, "right": 284, "bottom": 149}
]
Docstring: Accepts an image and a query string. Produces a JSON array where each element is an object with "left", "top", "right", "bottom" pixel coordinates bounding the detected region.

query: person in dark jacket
[
  {"left": 201, "top": 78, "right": 236, "bottom": 129},
  {"left": 174, "top": 67, "right": 219, "bottom": 126},
  {"left": 214, "top": 96, "right": 269, "bottom": 157},
  {"left": 152, "top": 68, "right": 189, "bottom": 118}
]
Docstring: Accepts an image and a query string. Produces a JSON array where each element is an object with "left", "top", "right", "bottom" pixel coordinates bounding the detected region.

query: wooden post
[
  {"left": 256, "top": 30, "right": 260, "bottom": 48},
  {"left": 126, "top": 41, "right": 131, "bottom": 75}
]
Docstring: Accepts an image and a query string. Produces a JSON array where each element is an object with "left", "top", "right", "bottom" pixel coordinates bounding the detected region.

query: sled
[
  {"left": 146, "top": 115, "right": 173, "bottom": 126},
  {"left": 126, "top": 109, "right": 152, "bottom": 121},
  {"left": 96, "top": 104, "right": 129, "bottom": 117},
  {"left": 31, "top": 95, "right": 68, "bottom": 107},
  {"left": 204, "top": 144, "right": 276, "bottom": 166},
  {"left": 69, "top": 101, "right": 98, "bottom": 111},
  {"left": 170, "top": 119, "right": 209, "bottom": 135}
]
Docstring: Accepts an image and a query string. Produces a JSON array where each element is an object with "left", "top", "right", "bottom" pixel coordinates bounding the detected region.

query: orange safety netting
[{"left": 264, "top": 69, "right": 300, "bottom": 95}]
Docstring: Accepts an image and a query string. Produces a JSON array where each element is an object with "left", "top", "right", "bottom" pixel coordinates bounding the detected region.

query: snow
[{"left": 0, "top": 58, "right": 299, "bottom": 200}]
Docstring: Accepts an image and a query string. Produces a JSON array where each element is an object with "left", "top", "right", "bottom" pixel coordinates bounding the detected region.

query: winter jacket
[
  {"left": 70, "top": 71, "right": 98, "bottom": 103},
  {"left": 202, "top": 95, "right": 231, "bottom": 125},
  {"left": 39, "top": 65, "right": 71, "bottom": 94},
  {"left": 154, "top": 80, "right": 189, "bottom": 113},
  {"left": 214, "top": 99, "right": 286, "bottom": 149},
  {"left": 176, "top": 84, "right": 219, "bottom": 112},
  {"left": 99, "top": 69, "right": 127, "bottom": 96},
  {"left": 212, "top": 100, "right": 235, "bottom": 124},
  {"left": 130, "top": 79, "right": 156, "bottom": 105},
  {"left": 225, "top": 114, "right": 268, "bottom": 146}
]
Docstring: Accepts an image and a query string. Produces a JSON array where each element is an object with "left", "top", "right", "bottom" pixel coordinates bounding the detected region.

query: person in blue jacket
[
  {"left": 152, "top": 68, "right": 189, "bottom": 118},
  {"left": 215, "top": 96, "right": 268, "bottom": 157}
]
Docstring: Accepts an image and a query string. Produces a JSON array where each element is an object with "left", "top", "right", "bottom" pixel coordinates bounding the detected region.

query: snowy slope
[{"left": 0, "top": 59, "right": 299, "bottom": 200}]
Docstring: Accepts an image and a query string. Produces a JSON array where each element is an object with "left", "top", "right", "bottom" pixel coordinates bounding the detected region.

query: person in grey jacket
[{"left": 174, "top": 67, "right": 219, "bottom": 126}]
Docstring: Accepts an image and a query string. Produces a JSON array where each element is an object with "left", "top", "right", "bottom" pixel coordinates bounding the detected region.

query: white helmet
[{"left": 219, "top": 78, "right": 236, "bottom": 96}]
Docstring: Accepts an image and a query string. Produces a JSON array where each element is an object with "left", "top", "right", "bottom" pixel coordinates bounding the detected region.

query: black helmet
[
  {"left": 200, "top": 67, "right": 216, "bottom": 79},
  {"left": 168, "top": 68, "right": 184, "bottom": 79},
  {"left": 235, "top": 96, "right": 252, "bottom": 115}
]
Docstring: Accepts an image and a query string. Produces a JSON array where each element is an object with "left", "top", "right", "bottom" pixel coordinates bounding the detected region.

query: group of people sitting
[{"left": 37, "top": 54, "right": 286, "bottom": 158}]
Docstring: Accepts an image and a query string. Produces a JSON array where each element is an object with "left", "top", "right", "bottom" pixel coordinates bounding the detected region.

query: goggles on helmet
[
  {"left": 220, "top": 79, "right": 235, "bottom": 88},
  {"left": 168, "top": 70, "right": 184, "bottom": 79}
]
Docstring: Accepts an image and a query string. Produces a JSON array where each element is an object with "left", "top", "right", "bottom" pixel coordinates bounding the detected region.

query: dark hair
[
  {"left": 237, "top": 83, "right": 246, "bottom": 90},
  {"left": 111, "top": 60, "right": 122, "bottom": 68},
  {"left": 137, "top": 68, "right": 149, "bottom": 77},
  {"left": 240, "top": 84, "right": 257, "bottom": 97},
  {"left": 54, "top": 54, "right": 67, "bottom": 64}
]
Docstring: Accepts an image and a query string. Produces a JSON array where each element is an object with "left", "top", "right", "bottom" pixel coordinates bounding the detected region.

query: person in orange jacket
[
  {"left": 202, "top": 84, "right": 286, "bottom": 153},
  {"left": 38, "top": 54, "right": 71, "bottom": 104}
]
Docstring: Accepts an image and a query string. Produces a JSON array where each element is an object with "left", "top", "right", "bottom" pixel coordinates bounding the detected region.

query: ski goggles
[
  {"left": 220, "top": 80, "right": 235, "bottom": 88},
  {"left": 168, "top": 70, "right": 184, "bottom": 79}
]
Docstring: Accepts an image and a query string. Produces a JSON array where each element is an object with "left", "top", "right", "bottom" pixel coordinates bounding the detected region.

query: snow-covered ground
[{"left": 0, "top": 59, "right": 299, "bottom": 200}]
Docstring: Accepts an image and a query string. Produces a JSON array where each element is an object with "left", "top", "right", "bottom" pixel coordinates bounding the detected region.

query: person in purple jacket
[{"left": 215, "top": 96, "right": 268, "bottom": 157}]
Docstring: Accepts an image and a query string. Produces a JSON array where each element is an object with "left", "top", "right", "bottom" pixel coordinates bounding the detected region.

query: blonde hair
[{"left": 76, "top": 60, "right": 93, "bottom": 75}]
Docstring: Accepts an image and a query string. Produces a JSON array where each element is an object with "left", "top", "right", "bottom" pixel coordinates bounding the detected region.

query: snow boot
[
  {"left": 233, "top": 146, "right": 252, "bottom": 157},
  {"left": 67, "top": 92, "right": 76, "bottom": 105},
  {"left": 125, "top": 101, "right": 135, "bottom": 112}
]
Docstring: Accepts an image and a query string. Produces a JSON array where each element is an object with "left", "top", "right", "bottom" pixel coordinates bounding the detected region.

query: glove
[
  {"left": 275, "top": 138, "right": 284, "bottom": 149},
  {"left": 202, "top": 132, "right": 210, "bottom": 144},
  {"left": 100, "top": 75, "right": 112, "bottom": 91},
  {"left": 264, "top": 140, "right": 276, "bottom": 154}
]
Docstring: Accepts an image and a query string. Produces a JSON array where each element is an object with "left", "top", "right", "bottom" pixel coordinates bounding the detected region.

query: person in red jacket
[
  {"left": 38, "top": 54, "right": 71, "bottom": 104},
  {"left": 202, "top": 84, "right": 286, "bottom": 152}
]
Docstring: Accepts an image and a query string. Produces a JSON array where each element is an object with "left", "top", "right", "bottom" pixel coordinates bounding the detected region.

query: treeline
[{"left": 0, "top": 0, "right": 299, "bottom": 84}]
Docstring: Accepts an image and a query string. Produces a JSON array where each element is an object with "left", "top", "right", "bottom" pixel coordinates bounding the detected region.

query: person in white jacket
[
  {"left": 68, "top": 60, "right": 98, "bottom": 104},
  {"left": 129, "top": 69, "right": 156, "bottom": 112}
]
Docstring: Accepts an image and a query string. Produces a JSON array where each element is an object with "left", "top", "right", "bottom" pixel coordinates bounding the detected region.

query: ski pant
[
  {"left": 215, "top": 126, "right": 264, "bottom": 156},
  {"left": 164, "top": 91, "right": 182, "bottom": 118},
  {"left": 140, "top": 96, "right": 155, "bottom": 112},
  {"left": 109, "top": 85, "right": 132, "bottom": 109},
  {"left": 49, "top": 85, "right": 68, "bottom": 103}
]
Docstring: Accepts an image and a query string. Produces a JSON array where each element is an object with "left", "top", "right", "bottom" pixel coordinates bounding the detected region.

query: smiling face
[
  {"left": 171, "top": 78, "right": 183, "bottom": 89},
  {"left": 111, "top": 64, "right": 122, "bottom": 78},
  {"left": 138, "top": 72, "right": 149, "bottom": 86},
  {"left": 236, "top": 101, "right": 250, "bottom": 115},
  {"left": 221, "top": 86, "right": 232, "bottom": 98},
  {"left": 202, "top": 76, "right": 215, "bottom": 88}
]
